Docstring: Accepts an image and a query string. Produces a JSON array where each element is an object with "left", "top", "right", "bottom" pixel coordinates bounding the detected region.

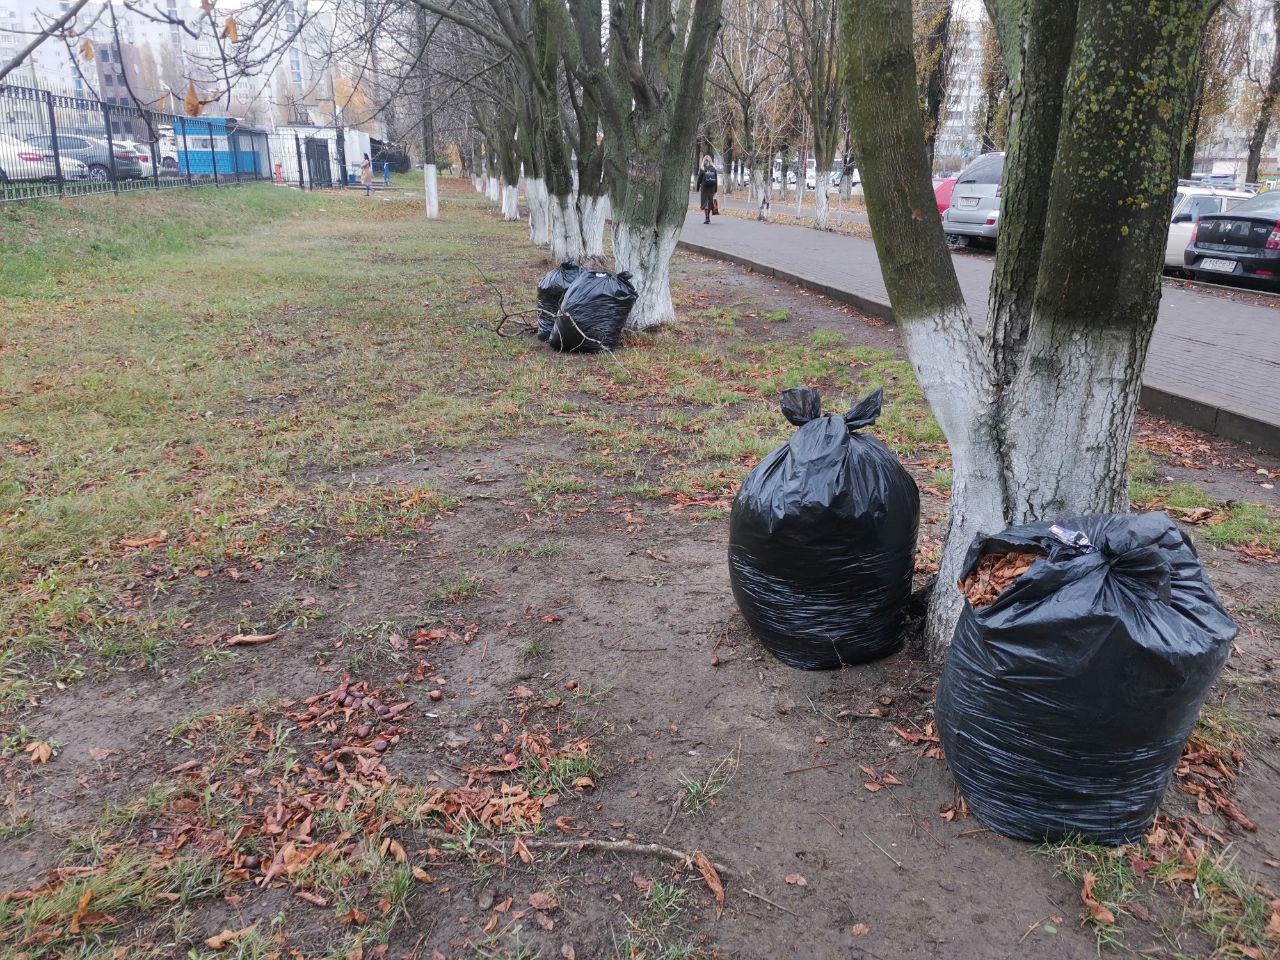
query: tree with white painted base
[
  {"left": 711, "top": 0, "right": 784, "bottom": 222},
  {"left": 840, "top": 0, "right": 1218, "bottom": 655},
  {"left": 780, "top": 0, "right": 841, "bottom": 230},
  {"left": 567, "top": 0, "right": 724, "bottom": 330}
]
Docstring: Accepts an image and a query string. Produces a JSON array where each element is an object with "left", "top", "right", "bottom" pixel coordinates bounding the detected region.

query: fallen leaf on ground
[
  {"left": 69, "top": 889, "right": 93, "bottom": 934},
  {"left": 205, "top": 926, "right": 256, "bottom": 949},
  {"left": 225, "top": 632, "right": 279, "bottom": 647},
  {"left": 693, "top": 850, "right": 724, "bottom": 918},
  {"left": 851, "top": 923, "right": 869, "bottom": 937},
  {"left": 528, "top": 891, "right": 558, "bottom": 911},
  {"left": 1080, "top": 872, "right": 1116, "bottom": 925},
  {"left": 24, "top": 741, "right": 53, "bottom": 764},
  {"left": 119, "top": 531, "right": 168, "bottom": 548}
]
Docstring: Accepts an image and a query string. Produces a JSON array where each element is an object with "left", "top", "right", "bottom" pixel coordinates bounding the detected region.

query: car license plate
[
  {"left": 1200, "top": 258, "right": 1236, "bottom": 272},
  {"left": 955, "top": 196, "right": 979, "bottom": 208}
]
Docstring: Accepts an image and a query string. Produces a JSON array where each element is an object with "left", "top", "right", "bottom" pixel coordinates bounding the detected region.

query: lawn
[{"left": 0, "top": 181, "right": 1276, "bottom": 959}]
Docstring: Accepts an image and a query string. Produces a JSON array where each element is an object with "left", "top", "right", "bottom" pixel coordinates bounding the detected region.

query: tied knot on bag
[
  {"left": 1044, "top": 520, "right": 1174, "bottom": 605},
  {"left": 779, "top": 386, "right": 883, "bottom": 430}
]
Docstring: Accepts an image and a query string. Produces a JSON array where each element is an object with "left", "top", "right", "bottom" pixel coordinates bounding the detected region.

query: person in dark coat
[{"left": 697, "top": 155, "right": 718, "bottom": 223}]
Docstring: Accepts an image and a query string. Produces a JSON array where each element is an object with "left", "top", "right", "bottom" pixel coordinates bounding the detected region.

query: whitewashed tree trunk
[
  {"left": 548, "top": 192, "right": 585, "bottom": 261},
  {"left": 527, "top": 177, "right": 551, "bottom": 246},
  {"left": 424, "top": 164, "right": 439, "bottom": 219},
  {"left": 1001, "top": 323, "right": 1143, "bottom": 522},
  {"left": 752, "top": 169, "right": 771, "bottom": 221},
  {"left": 577, "top": 194, "right": 609, "bottom": 258},
  {"left": 813, "top": 171, "right": 831, "bottom": 230},
  {"left": 795, "top": 179, "right": 807, "bottom": 214},
  {"left": 473, "top": 175, "right": 483, "bottom": 192},
  {"left": 487, "top": 176, "right": 500, "bottom": 202},
  {"left": 502, "top": 184, "right": 520, "bottom": 221},
  {"left": 613, "top": 220, "right": 679, "bottom": 331}
]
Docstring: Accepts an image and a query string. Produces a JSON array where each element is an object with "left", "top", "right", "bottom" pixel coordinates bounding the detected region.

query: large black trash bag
[
  {"left": 936, "top": 512, "right": 1238, "bottom": 845},
  {"left": 549, "top": 270, "right": 637, "bottom": 353},
  {"left": 727, "top": 387, "right": 920, "bottom": 669},
  {"left": 536, "top": 260, "right": 584, "bottom": 341}
]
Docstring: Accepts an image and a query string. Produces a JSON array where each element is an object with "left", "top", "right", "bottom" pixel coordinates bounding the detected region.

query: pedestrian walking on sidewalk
[
  {"left": 360, "top": 154, "right": 373, "bottom": 196},
  {"left": 697, "top": 155, "right": 718, "bottom": 224}
]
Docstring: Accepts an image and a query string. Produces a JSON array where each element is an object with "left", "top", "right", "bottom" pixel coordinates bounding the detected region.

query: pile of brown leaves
[
  {"left": 416, "top": 728, "right": 595, "bottom": 838},
  {"left": 958, "top": 551, "right": 1043, "bottom": 609},
  {"left": 153, "top": 675, "right": 417, "bottom": 905},
  {"left": 1174, "top": 734, "right": 1257, "bottom": 833}
]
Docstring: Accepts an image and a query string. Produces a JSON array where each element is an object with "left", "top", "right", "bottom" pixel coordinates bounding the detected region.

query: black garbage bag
[
  {"left": 727, "top": 387, "right": 920, "bottom": 669},
  {"left": 549, "top": 270, "right": 637, "bottom": 353},
  {"left": 536, "top": 260, "right": 584, "bottom": 341},
  {"left": 936, "top": 512, "right": 1237, "bottom": 845}
]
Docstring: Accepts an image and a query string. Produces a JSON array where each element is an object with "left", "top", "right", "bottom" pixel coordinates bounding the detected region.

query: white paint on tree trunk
[
  {"left": 548, "top": 192, "right": 584, "bottom": 261},
  {"left": 577, "top": 194, "right": 609, "bottom": 257},
  {"left": 487, "top": 176, "right": 500, "bottom": 202},
  {"left": 527, "top": 177, "right": 551, "bottom": 246},
  {"left": 814, "top": 172, "right": 831, "bottom": 230},
  {"left": 752, "top": 168, "right": 771, "bottom": 220},
  {"left": 424, "top": 164, "right": 439, "bottom": 219},
  {"left": 1002, "top": 321, "right": 1142, "bottom": 522},
  {"left": 895, "top": 303, "right": 1006, "bottom": 651},
  {"left": 473, "top": 176, "right": 483, "bottom": 192},
  {"left": 613, "top": 220, "right": 679, "bottom": 331},
  {"left": 502, "top": 184, "right": 520, "bottom": 221}
]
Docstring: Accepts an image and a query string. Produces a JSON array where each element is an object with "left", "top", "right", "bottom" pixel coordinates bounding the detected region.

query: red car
[{"left": 934, "top": 177, "right": 957, "bottom": 215}]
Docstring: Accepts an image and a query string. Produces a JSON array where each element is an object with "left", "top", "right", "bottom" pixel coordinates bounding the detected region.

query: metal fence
[{"left": 0, "top": 83, "right": 349, "bottom": 203}]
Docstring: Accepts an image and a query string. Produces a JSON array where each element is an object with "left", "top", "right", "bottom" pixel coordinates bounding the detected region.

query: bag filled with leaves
[
  {"left": 549, "top": 270, "right": 637, "bottom": 353},
  {"left": 536, "top": 260, "right": 584, "bottom": 341},
  {"left": 727, "top": 387, "right": 920, "bottom": 669},
  {"left": 936, "top": 512, "right": 1237, "bottom": 845}
]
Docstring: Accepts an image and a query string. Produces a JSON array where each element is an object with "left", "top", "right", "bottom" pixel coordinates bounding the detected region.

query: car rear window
[
  {"left": 958, "top": 154, "right": 1004, "bottom": 185},
  {"left": 1225, "top": 190, "right": 1280, "bottom": 216}
]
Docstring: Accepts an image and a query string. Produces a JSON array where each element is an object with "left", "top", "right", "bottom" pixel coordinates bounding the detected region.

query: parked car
[
  {"left": 1165, "top": 183, "right": 1252, "bottom": 269},
  {"left": 116, "top": 138, "right": 155, "bottom": 178},
  {"left": 25, "top": 133, "right": 144, "bottom": 181},
  {"left": 942, "top": 152, "right": 1005, "bottom": 244},
  {"left": 0, "top": 132, "right": 60, "bottom": 181},
  {"left": 1184, "top": 188, "right": 1280, "bottom": 286},
  {"left": 934, "top": 176, "right": 958, "bottom": 215}
]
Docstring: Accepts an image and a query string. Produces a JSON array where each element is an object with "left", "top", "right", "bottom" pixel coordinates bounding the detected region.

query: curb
[{"left": 676, "top": 238, "right": 1280, "bottom": 456}]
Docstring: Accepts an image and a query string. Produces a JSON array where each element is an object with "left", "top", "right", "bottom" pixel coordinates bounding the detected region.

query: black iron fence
[{"left": 0, "top": 83, "right": 350, "bottom": 203}]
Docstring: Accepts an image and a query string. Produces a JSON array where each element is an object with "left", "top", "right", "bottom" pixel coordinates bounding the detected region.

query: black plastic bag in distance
[
  {"left": 936, "top": 512, "right": 1237, "bottom": 845},
  {"left": 549, "top": 270, "right": 637, "bottom": 353},
  {"left": 536, "top": 260, "right": 584, "bottom": 341},
  {"left": 727, "top": 387, "right": 920, "bottom": 669}
]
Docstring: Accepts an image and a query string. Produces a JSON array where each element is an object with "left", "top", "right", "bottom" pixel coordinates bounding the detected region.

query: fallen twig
[
  {"left": 783, "top": 762, "right": 839, "bottom": 775},
  {"left": 415, "top": 827, "right": 733, "bottom": 876},
  {"left": 862, "top": 831, "right": 902, "bottom": 868},
  {"left": 741, "top": 887, "right": 800, "bottom": 917}
]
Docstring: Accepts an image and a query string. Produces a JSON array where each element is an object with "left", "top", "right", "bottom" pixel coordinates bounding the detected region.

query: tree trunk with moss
[{"left": 841, "top": 0, "right": 1215, "bottom": 655}]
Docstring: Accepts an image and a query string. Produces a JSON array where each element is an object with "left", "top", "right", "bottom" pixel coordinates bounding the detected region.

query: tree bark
[
  {"left": 1246, "top": 1, "right": 1280, "bottom": 184},
  {"left": 841, "top": 0, "right": 1215, "bottom": 655},
  {"left": 567, "top": 0, "right": 724, "bottom": 330}
]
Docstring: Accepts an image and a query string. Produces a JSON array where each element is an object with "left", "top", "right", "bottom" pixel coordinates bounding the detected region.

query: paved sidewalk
[{"left": 678, "top": 210, "right": 1280, "bottom": 453}]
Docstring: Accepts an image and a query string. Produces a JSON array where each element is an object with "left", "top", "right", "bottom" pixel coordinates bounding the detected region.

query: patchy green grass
[
  {"left": 1131, "top": 480, "right": 1280, "bottom": 550},
  {"left": 678, "top": 753, "right": 737, "bottom": 816}
]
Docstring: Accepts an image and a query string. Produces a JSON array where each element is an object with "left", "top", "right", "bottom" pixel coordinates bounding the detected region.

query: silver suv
[{"left": 942, "top": 152, "right": 1005, "bottom": 244}]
